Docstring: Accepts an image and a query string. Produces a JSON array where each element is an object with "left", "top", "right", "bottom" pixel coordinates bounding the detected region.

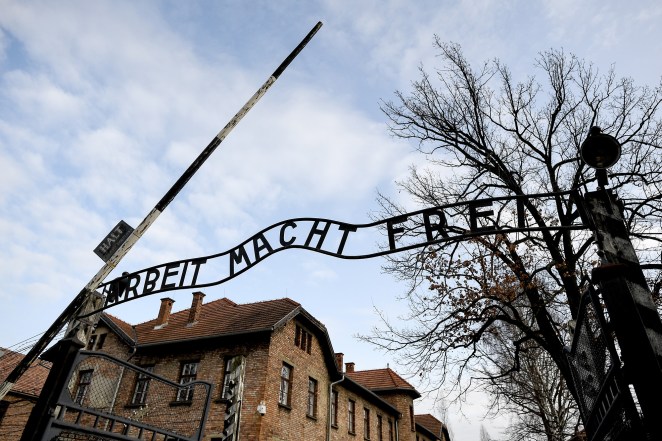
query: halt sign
[{"left": 94, "top": 220, "right": 134, "bottom": 262}]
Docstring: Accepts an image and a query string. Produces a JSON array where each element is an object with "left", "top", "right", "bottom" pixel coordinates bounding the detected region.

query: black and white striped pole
[
  {"left": 0, "top": 21, "right": 323, "bottom": 402},
  {"left": 581, "top": 127, "right": 662, "bottom": 438}
]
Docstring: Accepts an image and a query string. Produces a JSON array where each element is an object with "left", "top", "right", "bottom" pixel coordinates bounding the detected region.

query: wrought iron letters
[{"left": 92, "top": 191, "right": 584, "bottom": 315}]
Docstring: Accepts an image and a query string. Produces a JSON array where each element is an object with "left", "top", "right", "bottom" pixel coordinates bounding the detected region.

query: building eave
[
  {"left": 370, "top": 386, "right": 421, "bottom": 399},
  {"left": 100, "top": 314, "right": 136, "bottom": 346},
  {"left": 416, "top": 422, "right": 440, "bottom": 440},
  {"left": 4, "top": 389, "right": 40, "bottom": 401},
  {"left": 340, "top": 376, "right": 401, "bottom": 417}
]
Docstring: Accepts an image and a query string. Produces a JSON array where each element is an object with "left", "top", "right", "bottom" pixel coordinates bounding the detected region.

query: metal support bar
[{"left": 0, "top": 21, "right": 322, "bottom": 402}]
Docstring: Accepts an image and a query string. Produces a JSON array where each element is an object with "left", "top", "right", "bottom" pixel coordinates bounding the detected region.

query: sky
[{"left": 1, "top": 1, "right": 662, "bottom": 439}]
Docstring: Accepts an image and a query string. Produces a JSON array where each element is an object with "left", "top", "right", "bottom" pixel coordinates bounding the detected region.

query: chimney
[
  {"left": 156, "top": 298, "right": 175, "bottom": 328},
  {"left": 188, "top": 291, "right": 205, "bottom": 325},
  {"left": 335, "top": 353, "right": 344, "bottom": 372},
  {"left": 345, "top": 362, "right": 355, "bottom": 373}
]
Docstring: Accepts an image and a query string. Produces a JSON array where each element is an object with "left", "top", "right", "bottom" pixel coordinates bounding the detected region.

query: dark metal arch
[{"left": 86, "top": 190, "right": 586, "bottom": 317}]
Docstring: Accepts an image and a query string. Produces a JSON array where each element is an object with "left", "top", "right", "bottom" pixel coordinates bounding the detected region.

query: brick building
[
  {"left": 0, "top": 348, "right": 51, "bottom": 440},
  {"left": 1, "top": 293, "right": 450, "bottom": 441}
]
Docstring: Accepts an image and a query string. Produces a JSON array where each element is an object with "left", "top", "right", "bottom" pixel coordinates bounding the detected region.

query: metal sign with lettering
[
  {"left": 93, "top": 220, "right": 134, "bottom": 262},
  {"left": 86, "top": 190, "right": 586, "bottom": 316}
]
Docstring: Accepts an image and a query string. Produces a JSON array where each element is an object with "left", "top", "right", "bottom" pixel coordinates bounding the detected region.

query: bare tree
[
  {"left": 364, "top": 39, "right": 662, "bottom": 434},
  {"left": 435, "top": 397, "right": 453, "bottom": 440},
  {"left": 479, "top": 310, "right": 580, "bottom": 441},
  {"left": 480, "top": 424, "right": 493, "bottom": 441}
]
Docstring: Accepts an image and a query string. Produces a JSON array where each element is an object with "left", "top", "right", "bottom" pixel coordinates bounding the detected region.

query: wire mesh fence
[
  {"left": 50, "top": 351, "right": 212, "bottom": 441},
  {"left": 568, "top": 290, "right": 612, "bottom": 416}
]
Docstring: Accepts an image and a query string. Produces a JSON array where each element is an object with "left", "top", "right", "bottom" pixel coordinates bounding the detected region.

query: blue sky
[{"left": 2, "top": 1, "right": 662, "bottom": 439}]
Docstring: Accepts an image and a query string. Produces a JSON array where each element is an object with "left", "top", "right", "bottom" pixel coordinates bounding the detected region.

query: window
[
  {"left": 131, "top": 365, "right": 154, "bottom": 405},
  {"left": 221, "top": 357, "right": 234, "bottom": 399},
  {"left": 176, "top": 361, "right": 198, "bottom": 402},
  {"left": 87, "top": 333, "right": 107, "bottom": 350},
  {"left": 388, "top": 419, "right": 394, "bottom": 441},
  {"left": 348, "top": 399, "right": 356, "bottom": 434},
  {"left": 74, "top": 370, "right": 93, "bottom": 404},
  {"left": 221, "top": 355, "right": 245, "bottom": 401},
  {"left": 331, "top": 389, "right": 339, "bottom": 427},
  {"left": 96, "top": 333, "right": 107, "bottom": 349},
  {"left": 377, "top": 415, "right": 383, "bottom": 441},
  {"left": 307, "top": 378, "right": 318, "bottom": 417},
  {"left": 279, "top": 363, "right": 293, "bottom": 407},
  {"left": 364, "top": 408, "right": 371, "bottom": 439},
  {"left": 294, "top": 324, "right": 312, "bottom": 354}
]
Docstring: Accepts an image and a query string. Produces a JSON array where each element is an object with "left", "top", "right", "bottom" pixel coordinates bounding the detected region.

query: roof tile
[
  {"left": 415, "top": 413, "right": 443, "bottom": 436},
  {"left": 106, "top": 297, "right": 301, "bottom": 346},
  {"left": 0, "top": 348, "right": 51, "bottom": 397},
  {"left": 346, "top": 367, "right": 418, "bottom": 394}
]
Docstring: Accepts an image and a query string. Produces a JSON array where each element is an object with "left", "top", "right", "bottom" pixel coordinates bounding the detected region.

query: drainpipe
[
  {"left": 107, "top": 366, "right": 125, "bottom": 431},
  {"left": 326, "top": 375, "right": 344, "bottom": 441},
  {"left": 395, "top": 418, "right": 399, "bottom": 441},
  {"left": 108, "top": 345, "right": 136, "bottom": 431},
  {"left": 111, "top": 346, "right": 137, "bottom": 417}
]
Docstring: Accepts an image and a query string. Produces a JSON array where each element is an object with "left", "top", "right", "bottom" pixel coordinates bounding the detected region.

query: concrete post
[{"left": 584, "top": 189, "right": 662, "bottom": 438}]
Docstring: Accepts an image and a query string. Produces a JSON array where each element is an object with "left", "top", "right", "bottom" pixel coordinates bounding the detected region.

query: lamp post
[
  {"left": 580, "top": 127, "right": 662, "bottom": 438},
  {"left": 580, "top": 126, "right": 622, "bottom": 189}
]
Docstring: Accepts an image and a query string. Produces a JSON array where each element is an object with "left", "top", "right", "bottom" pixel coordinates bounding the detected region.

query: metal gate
[
  {"left": 41, "top": 350, "right": 212, "bottom": 441},
  {"left": 566, "top": 286, "right": 644, "bottom": 440}
]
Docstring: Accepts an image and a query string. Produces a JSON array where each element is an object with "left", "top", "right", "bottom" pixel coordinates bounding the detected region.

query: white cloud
[
  {"left": 2, "top": 2, "right": 662, "bottom": 439},
  {"left": 3, "top": 71, "right": 85, "bottom": 125},
  {"left": 0, "top": 150, "right": 31, "bottom": 203},
  {"left": 301, "top": 260, "right": 337, "bottom": 282},
  {"left": 0, "top": 26, "right": 7, "bottom": 64}
]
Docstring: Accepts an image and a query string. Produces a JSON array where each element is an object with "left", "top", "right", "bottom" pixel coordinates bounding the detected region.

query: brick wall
[
  {"left": 376, "top": 392, "right": 417, "bottom": 440},
  {"left": 86, "top": 324, "right": 133, "bottom": 360},
  {"left": 259, "top": 319, "right": 404, "bottom": 441},
  {"left": 260, "top": 319, "right": 332, "bottom": 441},
  {"left": 24, "top": 313, "right": 422, "bottom": 441},
  {"left": 0, "top": 395, "right": 35, "bottom": 441},
  {"left": 78, "top": 324, "right": 274, "bottom": 441},
  {"left": 126, "top": 334, "right": 272, "bottom": 441},
  {"left": 332, "top": 387, "right": 400, "bottom": 441}
]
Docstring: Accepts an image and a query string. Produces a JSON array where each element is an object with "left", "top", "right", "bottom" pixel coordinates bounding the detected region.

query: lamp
[
  {"left": 580, "top": 126, "right": 622, "bottom": 188},
  {"left": 580, "top": 126, "right": 621, "bottom": 169},
  {"left": 257, "top": 401, "right": 266, "bottom": 415}
]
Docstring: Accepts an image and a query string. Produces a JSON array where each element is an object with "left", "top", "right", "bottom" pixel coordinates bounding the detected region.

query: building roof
[
  {"left": 101, "top": 295, "right": 344, "bottom": 381},
  {"left": 415, "top": 413, "right": 443, "bottom": 438},
  {"left": 104, "top": 297, "right": 302, "bottom": 346},
  {"left": 0, "top": 348, "right": 51, "bottom": 398},
  {"left": 347, "top": 367, "right": 421, "bottom": 398},
  {"left": 101, "top": 313, "right": 136, "bottom": 344},
  {"left": 340, "top": 376, "right": 402, "bottom": 417}
]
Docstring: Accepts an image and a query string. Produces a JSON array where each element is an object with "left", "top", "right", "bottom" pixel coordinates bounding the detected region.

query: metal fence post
[{"left": 19, "top": 336, "right": 85, "bottom": 441}]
